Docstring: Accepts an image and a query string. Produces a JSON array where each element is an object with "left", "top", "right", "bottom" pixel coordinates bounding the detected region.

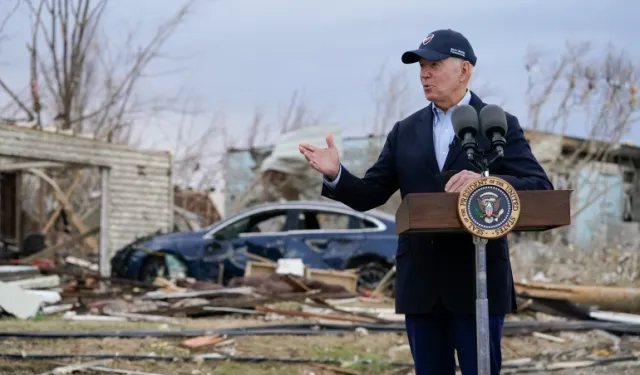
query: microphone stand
[{"left": 465, "top": 145, "right": 503, "bottom": 375}]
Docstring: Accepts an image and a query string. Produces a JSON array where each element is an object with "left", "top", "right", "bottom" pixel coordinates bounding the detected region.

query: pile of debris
[
  {"left": 0, "top": 256, "right": 383, "bottom": 324},
  {"left": 510, "top": 238, "right": 640, "bottom": 286},
  {"left": 5, "top": 281, "right": 640, "bottom": 374}
]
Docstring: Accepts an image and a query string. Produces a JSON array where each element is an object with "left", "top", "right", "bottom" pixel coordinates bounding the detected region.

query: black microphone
[
  {"left": 479, "top": 104, "right": 508, "bottom": 156},
  {"left": 451, "top": 104, "right": 480, "bottom": 160}
]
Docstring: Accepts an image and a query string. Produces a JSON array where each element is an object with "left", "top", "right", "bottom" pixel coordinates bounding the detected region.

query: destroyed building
[
  {"left": 0, "top": 122, "right": 174, "bottom": 276},
  {"left": 526, "top": 130, "right": 640, "bottom": 249}
]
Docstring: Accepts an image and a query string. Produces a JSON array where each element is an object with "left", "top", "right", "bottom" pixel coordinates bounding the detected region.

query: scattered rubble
[
  {"left": 3, "top": 239, "right": 640, "bottom": 374},
  {"left": 510, "top": 239, "right": 640, "bottom": 286},
  {"left": 0, "top": 257, "right": 364, "bottom": 322}
]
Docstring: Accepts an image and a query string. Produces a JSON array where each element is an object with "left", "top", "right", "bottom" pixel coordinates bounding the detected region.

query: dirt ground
[
  {"left": 0, "top": 316, "right": 412, "bottom": 375},
  {"left": 1, "top": 315, "right": 639, "bottom": 374}
]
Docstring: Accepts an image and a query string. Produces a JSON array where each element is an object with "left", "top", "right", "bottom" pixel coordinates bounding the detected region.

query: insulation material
[
  {"left": 276, "top": 258, "right": 305, "bottom": 277},
  {"left": 259, "top": 124, "right": 344, "bottom": 175},
  {"left": 233, "top": 125, "right": 344, "bottom": 211},
  {"left": 0, "top": 281, "right": 47, "bottom": 319}
]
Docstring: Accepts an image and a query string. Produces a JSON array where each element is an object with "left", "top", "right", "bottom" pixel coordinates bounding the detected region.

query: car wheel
[
  {"left": 357, "top": 261, "right": 394, "bottom": 295},
  {"left": 139, "top": 255, "right": 169, "bottom": 283}
]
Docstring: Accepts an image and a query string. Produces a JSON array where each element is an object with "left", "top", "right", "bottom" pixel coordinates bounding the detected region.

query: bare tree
[
  {"left": 368, "top": 64, "right": 413, "bottom": 137},
  {"left": 0, "top": 1, "right": 20, "bottom": 48},
  {"left": 520, "top": 42, "right": 639, "bottom": 247},
  {"left": 0, "top": 0, "right": 196, "bottom": 142},
  {"left": 0, "top": 1, "right": 26, "bottom": 117},
  {"left": 244, "top": 90, "right": 325, "bottom": 150},
  {"left": 171, "top": 106, "right": 228, "bottom": 190},
  {"left": 352, "top": 65, "right": 415, "bottom": 214},
  {"left": 0, "top": 0, "right": 202, "bottom": 250},
  {"left": 469, "top": 68, "right": 504, "bottom": 106}
]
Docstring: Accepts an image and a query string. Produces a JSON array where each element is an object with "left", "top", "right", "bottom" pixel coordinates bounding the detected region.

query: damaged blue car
[{"left": 110, "top": 201, "right": 398, "bottom": 290}]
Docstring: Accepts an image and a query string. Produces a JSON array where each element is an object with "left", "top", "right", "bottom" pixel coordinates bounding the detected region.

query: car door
[
  {"left": 201, "top": 208, "right": 295, "bottom": 283},
  {"left": 285, "top": 208, "right": 366, "bottom": 269}
]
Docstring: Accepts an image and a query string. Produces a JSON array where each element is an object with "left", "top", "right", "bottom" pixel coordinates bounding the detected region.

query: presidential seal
[{"left": 457, "top": 176, "right": 521, "bottom": 239}]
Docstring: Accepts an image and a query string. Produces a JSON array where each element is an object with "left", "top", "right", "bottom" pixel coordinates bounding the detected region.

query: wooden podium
[
  {"left": 394, "top": 187, "right": 572, "bottom": 374},
  {"left": 396, "top": 190, "right": 572, "bottom": 234}
]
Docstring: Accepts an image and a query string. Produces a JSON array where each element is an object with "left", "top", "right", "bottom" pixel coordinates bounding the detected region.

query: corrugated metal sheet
[{"left": 0, "top": 124, "right": 173, "bottom": 257}]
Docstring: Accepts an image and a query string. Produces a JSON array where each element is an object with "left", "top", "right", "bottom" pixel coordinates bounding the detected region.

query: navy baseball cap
[{"left": 401, "top": 29, "right": 477, "bottom": 66}]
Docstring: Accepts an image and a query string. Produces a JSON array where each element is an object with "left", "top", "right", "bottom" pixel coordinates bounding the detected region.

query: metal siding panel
[
  {"left": 573, "top": 162, "right": 624, "bottom": 249},
  {"left": 0, "top": 124, "right": 173, "bottom": 258},
  {"left": 0, "top": 125, "right": 170, "bottom": 168},
  {"left": 110, "top": 163, "right": 173, "bottom": 256},
  {"left": 110, "top": 197, "right": 173, "bottom": 208}
]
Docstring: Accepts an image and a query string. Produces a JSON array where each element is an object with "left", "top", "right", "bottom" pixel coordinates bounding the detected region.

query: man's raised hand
[{"left": 298, "top": 132, "right": 340, "bottom": 180}]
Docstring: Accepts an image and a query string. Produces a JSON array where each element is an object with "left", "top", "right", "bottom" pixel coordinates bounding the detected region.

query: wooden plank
[
  {"left": 0, "top": 161, "right": 67, "bottom": 172},
  {"left": 179, "top": 335, "right": 226, "bottom": 349},
  {"left": 14, "top": 172, "right": 22, "bottom": 252},
  {"left": 244, "top": 261, "right": 277, "bottom": 277},
  {"left": 304, "top": 268, "right": 357, "bottom": 293}
]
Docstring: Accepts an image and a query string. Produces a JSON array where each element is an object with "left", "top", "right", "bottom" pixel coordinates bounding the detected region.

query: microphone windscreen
[
  {"left": 451, "top": 104, "right": 479, "bottom": 138},
  {"left": 479, "top": 104, "right": 508, "bottom": 136}
]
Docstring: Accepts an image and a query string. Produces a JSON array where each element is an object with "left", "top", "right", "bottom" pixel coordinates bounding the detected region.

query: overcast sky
[{"left": 1, "top": 0, "right": 639, "bottom": 151}]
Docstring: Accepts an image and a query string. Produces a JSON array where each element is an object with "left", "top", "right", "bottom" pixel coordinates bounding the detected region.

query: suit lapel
[
  {"left": 442, "top": 136, "right": 461, "bottom": 171},
  {"left": 441, "top": 91, "right": 486, "bottom": 171},
  {"left": 420, "top": 104, "right": 440, "bottom": 173}
]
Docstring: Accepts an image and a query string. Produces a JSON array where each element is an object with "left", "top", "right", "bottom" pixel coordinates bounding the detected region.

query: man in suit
[{"left": 298, "top": 29, "right": 553, "bottom": 375}]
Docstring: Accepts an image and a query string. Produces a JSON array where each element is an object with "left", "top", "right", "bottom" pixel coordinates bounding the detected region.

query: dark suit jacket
[{"left": 321, "top": 91, "right": 553, "bottom": 316}]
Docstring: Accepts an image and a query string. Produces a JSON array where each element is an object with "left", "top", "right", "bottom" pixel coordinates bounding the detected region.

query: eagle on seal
[{"left": 477, "top": 196, "right": 501, "bottom": 218}]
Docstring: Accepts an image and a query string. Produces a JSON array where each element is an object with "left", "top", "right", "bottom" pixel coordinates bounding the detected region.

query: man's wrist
[
  {"left": 325, "top": 172, "right": 338, "bottom": 181},
  {"left": 323, "top": 165, "right": 342, "bottom": 189},
  {"left": 325, "top": 165, "right": 340, "bottom": 181}
]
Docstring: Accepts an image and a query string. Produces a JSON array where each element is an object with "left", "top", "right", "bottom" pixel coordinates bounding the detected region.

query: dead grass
[
  {"left": 2, "top": 312, "right": 638, "bottom": 374},
  {"left": 2, "top": 313, "right": 290, "bottom": 331},
  {"left": 0, "top": 315, "right": 412, "bottom": 375}
]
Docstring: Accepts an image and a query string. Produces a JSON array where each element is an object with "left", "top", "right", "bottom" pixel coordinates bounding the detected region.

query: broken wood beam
[
  {"left": 143, "top": 286, "right": 253, "bottom": 300},
  {"left": 27, "top": 168, "right": 98, "bottom": 250},
  {"left": 0, "top": 161, "right": 68, "bottom": 172},
  {"left": 516, "top": 281, "right": 640, "bottom": 314},
  {"left": 370, "top": 265, "right": 396, "bottom": 298},
  {"left": 42, "top": 171, "right": 83, "bottom": 234}
]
